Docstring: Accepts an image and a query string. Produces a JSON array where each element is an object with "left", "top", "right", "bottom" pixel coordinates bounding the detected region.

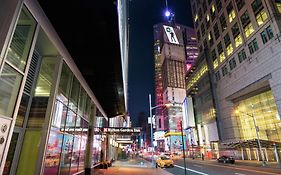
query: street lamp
[
  {"left": 235, "top": 110, "right": 267, "bottom": 166},
  {"left": 149, "top": 94, "right": 172, "bottom": 167}
]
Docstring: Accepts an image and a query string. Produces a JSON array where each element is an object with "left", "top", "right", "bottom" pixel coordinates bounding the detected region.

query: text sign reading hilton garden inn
[{"left": 93, "top": 127, "right": 141, "bottom": 135}]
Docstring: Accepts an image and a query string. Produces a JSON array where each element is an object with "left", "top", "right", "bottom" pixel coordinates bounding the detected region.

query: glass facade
[{"left": 236, "top": 91, "right": 281, "bottom": 142}]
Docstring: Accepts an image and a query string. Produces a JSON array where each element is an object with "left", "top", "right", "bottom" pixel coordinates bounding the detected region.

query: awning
[{"left": 222, "top": 139, "right": 281, "bottom": 149}]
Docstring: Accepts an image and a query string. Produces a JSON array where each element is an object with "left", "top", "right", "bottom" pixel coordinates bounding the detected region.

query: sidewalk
[{"left": 92, "top": 157, "right": 172, "bottom": 175}]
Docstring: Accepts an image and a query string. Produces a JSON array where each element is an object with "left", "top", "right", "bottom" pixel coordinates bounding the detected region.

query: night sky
[{"left": 128, "top": 0, "right": 193, "bottom": 126}]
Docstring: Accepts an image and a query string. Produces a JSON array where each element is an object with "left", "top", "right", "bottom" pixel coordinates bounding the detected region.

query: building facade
[
  {"left": 153, "top": 23, "right": 197, "bottom": 153},
  {"left": 189, "top": 0, "right": 281, "bottom": 162},
  {"left": 0, "top": 0, "right": 128, "bottom": 174}
]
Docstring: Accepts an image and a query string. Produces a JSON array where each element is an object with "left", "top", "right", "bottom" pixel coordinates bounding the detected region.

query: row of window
[{"left": 214, "top": 25, "right": 274, "bottom": 81}]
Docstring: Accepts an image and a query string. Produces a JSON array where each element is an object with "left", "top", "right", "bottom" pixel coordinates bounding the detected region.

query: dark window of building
[
  {"left": 201, "top": 23, "right": 206, "bottom": 36},
  {"left": 220, "top": 13, "right": 227, "bottom": 32},
  {"left": 213, "top": 23, "right": 220, "bottom": 40},
  {"left": 211, "top": 5, "right": 216, "bottom": 21},
  {"left": 252, "top": 0, "right": 263, "bottom": 14},
  {"left": 215, "top": 0, "right": 222, "bottom": 12},
  {"left": 248, "top": 38, "right": 259, "bottom": 54},
  {"left": 241, "top": 11, "right": 251, "bottom": 28},
  {"left": 211, "top": 49, "right": 217, "bottom": 61},
  {"left": 238, "top": 49, "right": 247, "bottom": 63},
  {"left": 217, "top": 42, "right": 223, "bottom": 54},
  {"left": 227, "top": 2, "right": 234, "bottom": 14},
  {"left": 229, "top": 57, "right": 237, "bottom": 70},
  {"left": 215, "top": 71, "right": 221, "bottom": 81},
  {"left": 197, "top": 30, "right": 201, "bottom": 41},
  {"left": 204, "top": 39, "right": 208, "bottom": 49},
  {"left": 236, "top": 0, "right": 245, "bottom": 11},
  {"left": 198, "top": 8, "right": 203, "bottom": 21},
  {"left": 203, "top": 1, "right": 207, "bottom": 12},
  {"left": 224, "top": 33, "right": 231, "bottom": 46},
  {"left": 260, "top": 31, "right": 268, "bottom": 44},
  {"left": 261, "top": 26, "right": 274, "bottom": 43},
  {"left": 159, "top": 118, "right": 161, "bottom": 128},
  {"left": 222, "top": 64, "right": 228, "bottom": 76},
  {"left": 231, "top": 22, "right": 240, "bottom": 38},
  {"left": 266, "top": 26, "right": 274, "bottom": 39}
]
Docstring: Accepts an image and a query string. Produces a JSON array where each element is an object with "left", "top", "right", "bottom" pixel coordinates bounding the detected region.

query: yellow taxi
[{"left": 156, "top": 155, "right": 174, "bottom": 168}]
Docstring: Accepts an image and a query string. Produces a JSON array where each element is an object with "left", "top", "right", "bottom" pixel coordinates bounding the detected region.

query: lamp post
[
  {"left": 235, "top": 110, "right": 266, "bottom": 166},
  {"left": 149, "top": 94, "right": 171, "bottom": 167}
]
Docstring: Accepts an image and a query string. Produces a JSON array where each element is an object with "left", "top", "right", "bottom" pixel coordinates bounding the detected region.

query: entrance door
[{"left": 3, "top": 128, "right": 23, "bottom": 175}]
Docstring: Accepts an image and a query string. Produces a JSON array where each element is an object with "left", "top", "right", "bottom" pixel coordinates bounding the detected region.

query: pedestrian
[{"left": 201, "top": 153, "right": 204, "bottom": 160}]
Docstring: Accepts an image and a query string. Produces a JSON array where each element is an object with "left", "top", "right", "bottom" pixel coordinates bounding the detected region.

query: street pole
[
  {"left": 251, "top": 113, "right": 266, "bottom": 166},
  {"left": 180, "top": 120, "right": 187, "bottom": 175},
  {"left": 149, "top": 94, "right": 154, "bottom": 167}
]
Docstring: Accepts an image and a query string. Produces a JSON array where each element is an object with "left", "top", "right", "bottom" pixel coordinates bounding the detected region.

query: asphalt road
[{"left": 162, "top": 159, "right": 281, "bottom": 175}]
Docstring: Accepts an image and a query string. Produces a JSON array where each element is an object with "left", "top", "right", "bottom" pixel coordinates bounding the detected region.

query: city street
[
  {"left": 93, "top": 157, "right": 281, "bottom": 175},
  {"left": 164, "top": 158, "right": 281, "bottom": 175}
]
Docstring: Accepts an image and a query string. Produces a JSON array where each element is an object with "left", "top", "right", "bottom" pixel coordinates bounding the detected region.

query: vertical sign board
[{"left": 163, "top": 25, "right": 179, "bottom": 45}]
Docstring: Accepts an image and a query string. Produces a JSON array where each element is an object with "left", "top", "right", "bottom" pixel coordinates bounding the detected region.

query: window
[
  {"left": 238, "top": 49, "right": 247, "bottom": 63},
  {"left": 227, "top": 2, "right": 236, "bottom": 23},
  {"left": 236, "top": 0, "right": 245, "bottom": 11},
  {"left": 241, "top": 11, "right": 251, "bottom": 28},
  {"left": 215, "top": 0, "right": 222, "bottom": 12},
  {"left": 248, "top": 38, "right": 259, "bottom": 54},
  {"left": 244, "top": 23, "right": 255, "bottom": 38},
  {"left": 206, "top": 14, "right": 210, "bottom": 28},
  {"left": 256, "top": 9, "right": 268, "bottom": 26},
  {"left": 213, "top": 23, "right": 220, "bottom": 40},
  {"left": 197, "top": 30, "right": 201, "bottom": 41},
  {"left": 224, "top": 33, "right": 231, "bottom": 46},
  {"left": 217, "top": 42, "right": 223, "bottom": 54},
  {"left": 201, "top": 23, "right": 206, "bottom": 36},
  {"left": 231, "top": 23, "right": 240, "bottom": 38},
  {"left": 222, "top": 65, "right": 228, "bottom": 76},
  {"left": 220, "top": 14, "right": 227, "bottom": 32},
  {"left": 211, "top": 50, "right": 218, "bottom": 69},
  {"left": 208, "top": 32, "right": 214, "bottom": 46},
  {"left": 261, "top": 31, "right": 268, "bottom": 43},
  {"left": 252, "top": 0, "right": 263, "bottom": 14},
  {"left": 226, "top": 44, "right": 233, "bottom": 56},
  {"left": 215, "top": 71, "right": 221, "bottom": 81},
  {"left": 260, "top": 26, "right": 274, "bottom": 44},
  {"left": 211, "top": 4, "right": 216, "bottom": 21},
  {"left": 266, "top": 26, "right": 274, "bottom": 39},
  {"left": 219, "top": 52, "right": 226, "bottom": 63},
  {"left": 229, "top": 57, "right": 237, "bottom": 70},
  {"left": 234, "top": 34, "right": 243, "bottom": 47},
  {"left": 275, "top": 1, "right": 281, "bottom": 13}
]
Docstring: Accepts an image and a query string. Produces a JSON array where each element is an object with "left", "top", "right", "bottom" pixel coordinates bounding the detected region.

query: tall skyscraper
[
  {"left": 189, "top": 0, "right": 281, "bottom": 161},
  {"left": 153, "top": 23, "right": 198, "bottom": 153}
]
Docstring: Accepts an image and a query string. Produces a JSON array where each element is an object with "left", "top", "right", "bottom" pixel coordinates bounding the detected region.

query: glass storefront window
[
  {"left": 58, "top": 63, "right": 73, "bottom": 105},
  {"left": 43, "top": 130, "right": 63, "bottom": 175},
  {"left": 28, "top": 57, "right": 58, "bottom": 128},
  {"left": 69, "top": 77, "right": 80, "bottom": 112},
  {"left": 78, "top": 89, "right": 86, "bottom": 117},
  {"left": 78, "top": 119, "right": 88, "bottom": 171},
  {"left": 5, "top": 6, "right": 36, "bottom": 72},
  {"left": 0, "top": 63, "right": 23, "bottom": 117},
  {"left": 236, "top": 91, "right": 281, "bottom": 142},
  {"left": 59, "top": 134, "right": 73, "bottom": 175},
  {"left": 52, "top": 100, "right": 67, "bottom": 130},
  {"left": 65, "top": 109, "right": 76, "bottom": 133},
  {"left": 16, "top": 93, "right": 29, "bottom": 127}
]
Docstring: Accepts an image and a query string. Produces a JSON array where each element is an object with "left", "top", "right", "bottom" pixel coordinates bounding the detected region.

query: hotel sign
[{"left": 94, "top": 127, "right": 141, "bottom": 135}]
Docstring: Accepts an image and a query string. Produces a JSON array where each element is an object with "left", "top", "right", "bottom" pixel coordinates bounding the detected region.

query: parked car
[
  {"left": 156, "top": 156, "right": 174, "bottom": 168},
  {"left": 217, "top": 156, "right": 235, "bottom": 164}
]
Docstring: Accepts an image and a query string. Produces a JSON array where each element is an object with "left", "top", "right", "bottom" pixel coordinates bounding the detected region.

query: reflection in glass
[
  {"left": 78, "top": 119, "right": 88, "bottom": 171},
  {"left": 65, "top": 109, "right": 76, "bottom": 133},
  {"left": 3, "top": 133, "right": 19, "bottom": 175},
  {"left": 58, "top": 63, "right": 73, "bottom": 105},
  {"left": 52, "top": 100, "right": 67, "bottom": 130},
  {"left": 5, "top": 6, "right": 36, "bottom": 72},
  {"left": 69, "top": 77, "right": 79, "bottom": 112},
  {"left": 59, "top": 134, "right": 73, "bottom": 175},
  {"left": 16, "top": 93, "right": 29, "bottom": 127},
  {"left": 0, "top": 64, "right": 23, "bottom": 117},
  {"left": 43, "top": 130, "right": 63, "bottom": 175}
]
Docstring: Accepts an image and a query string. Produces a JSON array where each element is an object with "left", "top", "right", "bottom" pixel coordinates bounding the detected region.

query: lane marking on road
[
  {"left": 193, "top": 164, "right": 203, "bottom": 168},
  {"left": 235, "top": 173, "right": 247, "bottom": 175},
  {"left": 193, "top": 161, "right": 280, "bottom": 175},
  {"left": 174, "top": 165, "right": 209, "bottom": 175}
]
